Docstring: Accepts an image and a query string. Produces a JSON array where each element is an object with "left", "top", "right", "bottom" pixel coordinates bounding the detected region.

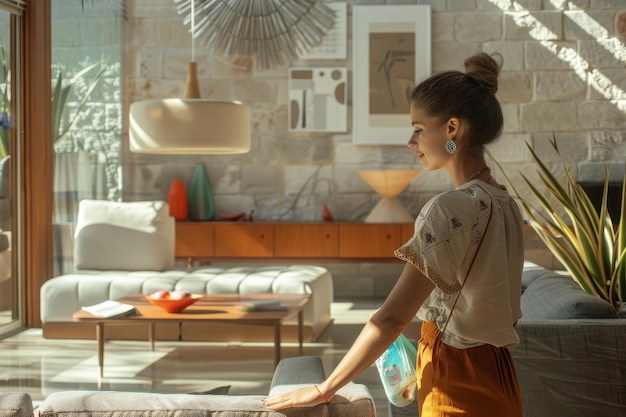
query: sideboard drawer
[
  {"left": 274, "top": 223, "right": 338, "bottom": 258},
  {"left": 338, "top": 224, "right": 403, "bottom": 259},
  {"left": 175, "top": 222, "right": 214, "bottom": 257},
  {"left": 214, "top": 223, "right": 274, "bottom": 257}
]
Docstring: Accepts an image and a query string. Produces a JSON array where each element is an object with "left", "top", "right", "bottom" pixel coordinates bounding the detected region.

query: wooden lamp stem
[{"left": 184, "top": 62, "right": 201, "bottom": 99}]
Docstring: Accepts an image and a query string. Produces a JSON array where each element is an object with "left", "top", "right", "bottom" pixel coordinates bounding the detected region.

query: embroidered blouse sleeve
[{"left": 395, "top": 191, "right": 485, "bottom": 295}]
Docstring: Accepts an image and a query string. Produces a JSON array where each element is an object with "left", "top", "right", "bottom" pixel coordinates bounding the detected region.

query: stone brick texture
[{"left": 120, "top": 1, "right": 626, "bottom": 227}]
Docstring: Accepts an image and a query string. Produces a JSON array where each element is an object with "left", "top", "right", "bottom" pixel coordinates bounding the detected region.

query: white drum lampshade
[{"left": 129, "top": 98, "right": 251, "bottom": 154}]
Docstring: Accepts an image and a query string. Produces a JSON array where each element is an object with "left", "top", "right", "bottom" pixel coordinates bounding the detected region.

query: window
[{"left": 51, "top": 0, "right": 123, "bottom": 275}]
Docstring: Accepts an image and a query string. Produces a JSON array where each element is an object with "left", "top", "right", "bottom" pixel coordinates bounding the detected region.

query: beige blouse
[{"left": 395, "top": 180, "right": 524, "bottom": 349}]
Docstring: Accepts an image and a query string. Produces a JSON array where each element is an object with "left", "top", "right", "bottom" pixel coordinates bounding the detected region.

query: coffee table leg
[
  {"left": 148, "top": 323, "right": 155, "bottom": 351},
  {"left": 298, "top": 310, "right": 304, "bottom": 355},
  {"left": 96, "top": 323, "right": 104, "bottom": 379},
  {"left": 274, "top": 323, "right": 281, "bottom": 368}
]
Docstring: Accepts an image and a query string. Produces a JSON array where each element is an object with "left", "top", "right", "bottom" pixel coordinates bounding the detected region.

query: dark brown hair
[{"left": 409, "top": 52, "right": 504, "bottom": 148}]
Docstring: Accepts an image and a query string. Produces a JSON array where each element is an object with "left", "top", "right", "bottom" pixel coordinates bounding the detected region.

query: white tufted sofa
[{"left": 40, "top": 200, "right": 333, "bottom": 342}]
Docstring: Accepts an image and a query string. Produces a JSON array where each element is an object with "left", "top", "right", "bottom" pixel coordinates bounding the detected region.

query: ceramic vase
[
  {"left": 167, "top": 179, "right": 188, "bottom": 221},
  {"left": 187, "top": 163, "right": 215, "bottom": 221}
]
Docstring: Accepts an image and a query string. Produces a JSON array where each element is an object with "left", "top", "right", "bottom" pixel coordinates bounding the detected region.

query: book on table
[
  {"left": 81, "top": 300, "right": 139, "bottom": 318},
  {"left": 239, "top": 298, "right": 288, "bottom": 312}
]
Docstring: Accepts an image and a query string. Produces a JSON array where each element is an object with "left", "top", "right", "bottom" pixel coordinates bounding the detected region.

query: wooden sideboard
[
  {"left": 175, "top": 221, "right": 561, "bottom": 269},
  {"left": 175, "top": 222, "right": 415, "bottom": 262}
]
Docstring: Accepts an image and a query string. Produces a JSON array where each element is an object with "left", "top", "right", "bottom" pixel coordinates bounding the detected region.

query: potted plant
[{"left": 502, "top": 135, "right": 626, "bottom": 310}]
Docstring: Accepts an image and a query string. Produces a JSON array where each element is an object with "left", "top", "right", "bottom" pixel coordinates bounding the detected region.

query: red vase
[{"left": 168, "top": 179, "right": 188, "bottom": 221}]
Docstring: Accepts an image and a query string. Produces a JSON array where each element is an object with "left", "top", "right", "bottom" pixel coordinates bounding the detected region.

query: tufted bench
[{"left": 40, "top": 200, "right": 333, "bottom": 342}]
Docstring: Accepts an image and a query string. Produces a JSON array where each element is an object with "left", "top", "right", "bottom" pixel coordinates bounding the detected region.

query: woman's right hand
[{"left": 263, "top": 385, "right": 329, "bottom": 410}]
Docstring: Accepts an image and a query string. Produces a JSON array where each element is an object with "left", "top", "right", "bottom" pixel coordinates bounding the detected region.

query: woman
[{"left": 264, "top": 52, "right": 524, "bottom": 416}]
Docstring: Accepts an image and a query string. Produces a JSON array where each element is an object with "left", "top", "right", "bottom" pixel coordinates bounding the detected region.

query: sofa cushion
[
  {"left": 521, "top": 273, "right": 618, "bottom": 319},
  {"left": 619, "top": 302, "right": 626, "bottom": 318},
  {"left": 521, "top": 260, "right": 553, "bottom": 293},
  {"left": 37, "top": 386, "right": 377, "bottom": 417},
  {"left": 37, "top": 391, "right": 270, "bottom": 417},
  {"left": 74, "top": 199, "right": 175, "bottom": 271},
  {"left": 0, "top": 393, "right": 33, "bottom": 417},
  {"left": 269, "top": 356, "right": 326, "bottom": 396}
]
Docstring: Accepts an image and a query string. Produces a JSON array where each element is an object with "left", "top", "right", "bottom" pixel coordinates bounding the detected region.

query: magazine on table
[
  {"left": 81, "top": 300, "right": 139, "bottom": 318},
  {"left": 239, "top": 298, "right": 288, "bottom": 312}
]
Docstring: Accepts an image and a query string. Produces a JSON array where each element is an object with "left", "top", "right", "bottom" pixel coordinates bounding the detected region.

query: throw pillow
[
  {"left": 187, "top": 385, "right": 230, "bottom": 395},
  {"left": 619, "top": 302, "right": 626, "bottom": 318},
  {"left": 74, "top": 199, "right": 175, "bottom": 271},
  {"left": 520, "top": 261, "right": 553, "bottom": 293},
  {"left": 521, "top": 273, "right": 618, "bottom": 319}
]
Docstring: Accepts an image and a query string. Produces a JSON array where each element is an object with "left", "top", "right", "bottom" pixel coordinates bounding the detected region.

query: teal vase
[{"left": 187, "top": 163, "right": 215, "bottom": 221}]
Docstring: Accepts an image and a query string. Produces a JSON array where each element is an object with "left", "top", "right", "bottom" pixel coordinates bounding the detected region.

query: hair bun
[{"left": 464, "top": 52, "right": 502, "bottom": 95}]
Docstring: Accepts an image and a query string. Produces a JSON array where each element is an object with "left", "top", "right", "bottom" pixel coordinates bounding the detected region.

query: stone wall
[{"left": 123, "top": 0, "right": 626, "bottom": 297}]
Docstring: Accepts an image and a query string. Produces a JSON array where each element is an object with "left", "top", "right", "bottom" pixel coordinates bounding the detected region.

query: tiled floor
[{"left": 0, "top": 298, "right": 393, "bottom": 416}]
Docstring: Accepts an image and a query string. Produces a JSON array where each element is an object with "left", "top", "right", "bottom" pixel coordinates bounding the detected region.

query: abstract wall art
[{"left": 288, "top": 67, "right": 348, "bottom": 132}]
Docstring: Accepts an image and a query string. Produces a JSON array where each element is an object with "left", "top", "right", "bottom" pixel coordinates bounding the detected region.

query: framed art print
[
  {"left": 352, "top": 5, "right": 431, "bottom": 145},
  {"left": 288, "top": 67, "right": 348, "bottom": 132}
]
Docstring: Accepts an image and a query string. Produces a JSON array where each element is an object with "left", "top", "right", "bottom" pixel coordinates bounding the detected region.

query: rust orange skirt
[{"left": 417, "top": 321, "right": 522, "bottom": 417}]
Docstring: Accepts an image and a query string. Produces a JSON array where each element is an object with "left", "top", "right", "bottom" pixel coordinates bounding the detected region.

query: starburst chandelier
[{"left": 174, "top": 0, "right": 336, "bottom": 70}]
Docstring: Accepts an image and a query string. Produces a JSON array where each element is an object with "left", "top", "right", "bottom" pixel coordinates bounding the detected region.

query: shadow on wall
[{"left": 578, "top": 183, "right": 623, "bottom": 224}]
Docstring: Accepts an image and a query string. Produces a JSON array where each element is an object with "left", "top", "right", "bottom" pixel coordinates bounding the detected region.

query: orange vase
[{"left": 168, "top": 179, "right": 188, "bottom": 221}]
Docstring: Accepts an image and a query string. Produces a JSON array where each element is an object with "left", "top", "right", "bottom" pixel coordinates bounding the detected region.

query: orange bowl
[{"left": 145, "top": 294, "right": 203, "bottom": 313}]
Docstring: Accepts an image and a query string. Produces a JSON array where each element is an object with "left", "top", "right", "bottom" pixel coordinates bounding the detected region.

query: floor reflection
[{"left": 0, "top": 298, "right": 389, "bottom": 416}]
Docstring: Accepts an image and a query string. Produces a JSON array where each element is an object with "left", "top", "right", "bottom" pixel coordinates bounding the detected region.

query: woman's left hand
[{"left": 263, "top": 385, "right": 328, "bottom": 410}]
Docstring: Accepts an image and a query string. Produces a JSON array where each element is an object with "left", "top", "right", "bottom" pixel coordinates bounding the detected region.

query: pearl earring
[{"left": 445, "top": 139, "right": 456, "bottom": 154}]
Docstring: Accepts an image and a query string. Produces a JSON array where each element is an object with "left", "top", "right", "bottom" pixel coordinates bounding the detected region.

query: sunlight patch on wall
[
  {"left": 566, "top": 11, "right": 626, "bottom": 64},
  {"left": 509, "top": 11, "right": 558, "bottom": 39},
  {"left": 490, "top": 1, "right": 626, "bottom": 114}
]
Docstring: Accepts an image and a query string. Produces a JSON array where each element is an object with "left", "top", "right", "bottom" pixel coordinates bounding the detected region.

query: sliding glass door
[
  {"left": 0, "top": 1, "right": 123, "bottom": 335},
  {"left": 0, "top": 4, "right": 23, "bottom": 336}
]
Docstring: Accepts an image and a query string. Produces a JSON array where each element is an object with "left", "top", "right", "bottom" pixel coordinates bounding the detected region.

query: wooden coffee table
[{"left": 73, "top": 294, "right": 310, "bottom": 378}]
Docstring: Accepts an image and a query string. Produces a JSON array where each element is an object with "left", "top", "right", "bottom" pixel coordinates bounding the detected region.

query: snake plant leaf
[
  {"left": 615, "top": 164, "right": 626, "bottom": 301},
  {"left": 495, "top": 134, "right": 625, "bottom": 309}
]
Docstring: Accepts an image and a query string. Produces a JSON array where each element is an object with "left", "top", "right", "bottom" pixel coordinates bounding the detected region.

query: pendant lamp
[{"left": 129, "top": 1, "right": 251, "bottom": 154}]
